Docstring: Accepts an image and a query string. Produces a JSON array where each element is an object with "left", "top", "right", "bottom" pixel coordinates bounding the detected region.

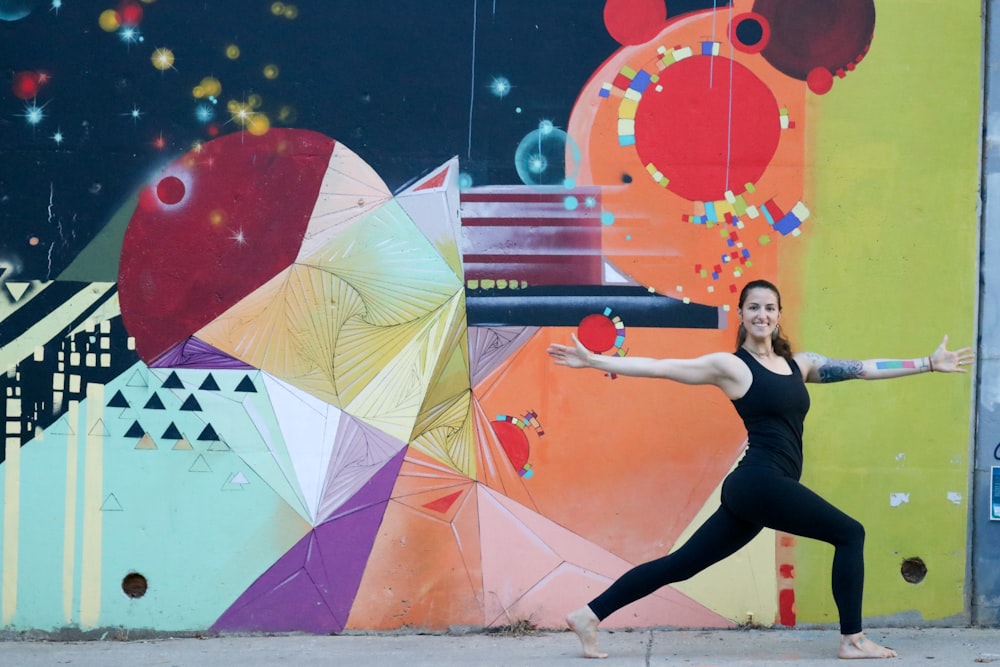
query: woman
[{"left": 547, "top": 279, "right": 975, "bottom": 660}]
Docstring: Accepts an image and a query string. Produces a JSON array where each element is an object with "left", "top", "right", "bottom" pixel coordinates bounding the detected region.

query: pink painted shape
[{"left": 478, "top": 486, "right": 732, "bottom": 630}]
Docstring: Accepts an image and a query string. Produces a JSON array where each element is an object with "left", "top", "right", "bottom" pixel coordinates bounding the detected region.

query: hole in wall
[
  {"left": 122, "top": 572, "right": 148, "bottom": 598},
  {"left": 900, "top": 557, "right": 927, "bottom": 584}
]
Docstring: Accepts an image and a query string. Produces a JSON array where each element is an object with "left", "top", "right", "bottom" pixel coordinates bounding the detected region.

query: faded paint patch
[
  {"left": 890, "top": 493, "right": 910, "bottom": 507},
  {"left": 947, "top": 492, "right": 963, "bottom": 505}
]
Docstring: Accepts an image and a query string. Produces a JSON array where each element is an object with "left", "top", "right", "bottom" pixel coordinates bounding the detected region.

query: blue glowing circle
[
  {"left": 458, "top": 172, "right": 474, "bottom": 190},
  {"left": 0, "top": 0, "right": 38, "bottom": 21},
  {"left": 514, "top": 126, "right": 581, "bottom": 187}
]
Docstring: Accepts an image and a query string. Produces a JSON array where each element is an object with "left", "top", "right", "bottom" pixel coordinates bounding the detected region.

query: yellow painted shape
[
  {"left": 797, "top": 0, "right": 980, "bottom": 625},
  {"left": 79, "top": 385, "right": 104, "bottom": 628},
  {"left": 672, "top": 455, "right": 778, "bottom": 624},
  {"left": 2, "top": 436, "right": 21, "bottom": 625},
  {"left": 63, "top": 401, "right": 80, "bottom": 624}
]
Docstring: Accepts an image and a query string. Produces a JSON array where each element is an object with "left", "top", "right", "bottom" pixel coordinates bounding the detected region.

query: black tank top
[{"left": 730, "top": 347, "right": 811, "bottom": 479}]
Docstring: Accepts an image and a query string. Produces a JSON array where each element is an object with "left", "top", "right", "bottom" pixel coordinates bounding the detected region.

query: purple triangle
[
  {"left": 151, "top": 337, "right": 255, "bottom": 369},
  {"left": 210, "top": 448, "right": 406, "bottom": 634}
]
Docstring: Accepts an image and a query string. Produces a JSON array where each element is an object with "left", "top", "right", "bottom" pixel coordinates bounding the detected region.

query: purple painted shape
[
  {"left": 151, "top": 337, "right": 255, "bottom": 369},
  {"left": 210, "top": 447, "right": 407, "bottom": 634}
]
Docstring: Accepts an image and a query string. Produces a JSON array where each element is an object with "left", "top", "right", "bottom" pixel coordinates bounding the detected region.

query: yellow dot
[
  {"left": 192, "top": 85, "right": 205, "bottom": 98},
  {"left": 227, "top": 100, "right": 240, "bottom": 113},
  {"left": 247, "top": 93, "right": 263, "bottom": 109},
  {"left": 271, "top": 2, "right": 285, "bottom": 15},
  {"left": 200, "top": 77, "right": 222, "bottom": 97},
  {"left": 263, "top": 64, "right": 279, "bottom": 80},
  {"left": 283, "top": 4, "right": 298, "bottom": 19},
  {"left": 247, "top": 114, "right": 271, "bottom": 136},
  {"left": 225, "top": 44, "right": 240, "bottom": 60},
  {"left": 99, "top": 9, "right": 120, "bottom": 32},
  {"left": 151, "top": 48, "right": 175, "bottom": 71},
  {"left": 209, "top": 210, "right": 225, "bottom": 225}
]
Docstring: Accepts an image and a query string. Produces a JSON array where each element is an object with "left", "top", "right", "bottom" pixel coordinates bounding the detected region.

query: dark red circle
[
  {"left": 730, "top": 12, "right": 771, "bottom": 54},
  {"left": 634, "top": 56, "right": 780, "bottom": 202},
  {"left": 491, "top": 420, "right": 530, "bottom": 471},
  {"left": 603, "top": 0, "right": 666, "bottom": 46},
  {"left": 753, "top": 0, "right": 875, "bottom": 80},
  {"left": 12, "top": 71, "right": 40, "bottom": 100},
  {"left": 806, "top": 67, "right": 834, "bottom": 95},
  {"left": 577, "top": 313, "right": 618, "bottom": 353},
  {"left": 156, "top": 176, "right": 186, "bottom": 205}
]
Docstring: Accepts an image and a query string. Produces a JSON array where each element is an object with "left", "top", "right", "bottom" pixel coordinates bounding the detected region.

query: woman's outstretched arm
[
  {"left": 547, "top": 333, "right": 746, "bottom": 390},
  {"left": 795, "top": 335, "right": 975, "bottom": 384}
]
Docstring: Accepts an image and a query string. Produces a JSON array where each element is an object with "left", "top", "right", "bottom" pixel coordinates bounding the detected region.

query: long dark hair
[{"left": 735, "top": 279, "right": 794, "bottom": 361}]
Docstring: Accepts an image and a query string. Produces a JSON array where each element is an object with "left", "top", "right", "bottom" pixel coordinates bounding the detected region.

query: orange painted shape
[
  {"left": 477, "top": 327, "right": 748, "bottom": 566},
  {"left": 346, "top": 489, "right": 484, "bottom": 630}
]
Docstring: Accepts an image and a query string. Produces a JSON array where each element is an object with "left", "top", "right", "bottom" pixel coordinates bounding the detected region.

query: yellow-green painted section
[{"left": 796, "top": 0, "right": 980, "bottom": 625}]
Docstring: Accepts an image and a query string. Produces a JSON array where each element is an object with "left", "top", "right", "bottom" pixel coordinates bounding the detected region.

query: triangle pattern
[
  {"left": 477, "top": 486, "right": 733, "bottom": 630},
  {"left": 468, "top": 326, "right": 540, "bottom": 389},
  {"left": 211, "top": 447, "right": 403, "bottom": 633}
]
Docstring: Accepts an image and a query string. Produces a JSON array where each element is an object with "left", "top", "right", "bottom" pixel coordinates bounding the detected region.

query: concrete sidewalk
[{"left": 1, "top": 627, "right": 999, "bottom": 666}]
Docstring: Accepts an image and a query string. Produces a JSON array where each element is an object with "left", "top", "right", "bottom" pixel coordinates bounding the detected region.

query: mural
[{"left": 0, "top": 0, "right": 980, "bottom": 634}]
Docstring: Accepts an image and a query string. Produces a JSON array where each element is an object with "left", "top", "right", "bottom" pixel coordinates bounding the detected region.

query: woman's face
[{"left": 739, "top": 287, "right": 781, "bottom": 340}]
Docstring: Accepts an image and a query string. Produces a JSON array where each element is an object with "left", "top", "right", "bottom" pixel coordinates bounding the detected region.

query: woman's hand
[
  {"left": 929, "top": 334, "right": 976, "bottom": 373},
  {"left": 547, "top": 333, "right": 593, "bottom": 369}
]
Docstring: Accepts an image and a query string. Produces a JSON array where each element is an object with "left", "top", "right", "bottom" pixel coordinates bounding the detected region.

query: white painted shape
[
  {"left": 947, "top": 492, "right": 962, "bottom": 505},
  {"left": 890, "top": 492, "right": 910, "bottom": 507},
  {"left": 262, "top": 373, "right": 342, "bottom": 522}
]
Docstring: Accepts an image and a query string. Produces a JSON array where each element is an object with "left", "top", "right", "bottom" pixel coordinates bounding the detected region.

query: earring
[{"left": 771, "top": 324, "right": 780, "bottom": 341}]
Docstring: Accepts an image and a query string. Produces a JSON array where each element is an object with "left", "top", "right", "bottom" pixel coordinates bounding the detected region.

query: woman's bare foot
[
  {"left": 566, "top": 606, "right": 608, "bottom": 659},
  {"left": 839, "top": 632, "right": 897, "bottom": 659}
]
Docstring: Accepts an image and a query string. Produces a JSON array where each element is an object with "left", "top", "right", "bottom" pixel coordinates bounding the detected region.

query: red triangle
[
  {"left": 423, "top": 489, "right": 463, "bottom": 513},
  {"left": 414, "top": 168, "right": 448, "bottom": 191}
]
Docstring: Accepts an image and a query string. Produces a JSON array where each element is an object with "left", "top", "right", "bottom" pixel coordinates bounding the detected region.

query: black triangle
[
  {"left": 162, "top": 422, "right": 183, "bottom": 440},
  {"left": 107, "top": 390, "right": 130, "bottom": 408},
  {"left": 180, "top": 395, "right": 202, "bottom": 411},
  {"left": 143, "top": 393, "right": 166, "bottom": 410},
  {"left": 235, "top": 376, "right": 257, "bottom": 393},
  {"left": 124, "top": 421, "right": 145, "bottom": 438},
  {"left": 199, "top": 374, "right": 220, "bottom": 391},
  {"left": 162, "top": 371, "right": 184, "bottom": 389},
  {"left": 198, "top": 424, "right": 220, "bottom": 441}
]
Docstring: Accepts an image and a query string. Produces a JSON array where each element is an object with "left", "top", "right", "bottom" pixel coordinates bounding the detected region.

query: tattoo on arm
[{"left": 817, "top": 358, "right": 865, "bottom": 383}]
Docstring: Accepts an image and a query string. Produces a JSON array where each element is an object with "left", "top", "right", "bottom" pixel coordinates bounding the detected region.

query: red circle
[
  {"left": 118, "top": 1, "right": 143, "bottom": 25},
  {"left": 156, "top": 176, "right": 186, "bottom": 205},
  {"left": 491, "top": 420, "right": 530, "bottom": 471},
  {"left": 729, "top": 12, "right": 771, "bottom": 54},
  {"left": 577, "top": 314, "right": 618, "bottom": 353},
  {"left": 11, "top": 71, "right": 40, "bottom": 100},
  {"left": 806, "top": 67, "right": 834, "bottom": 95},
  {"left": 603, "top": 0, "right": 666, "bottom": 46},
  {"left": 634, "top": 56, "right": 780, "bottom": 202}
]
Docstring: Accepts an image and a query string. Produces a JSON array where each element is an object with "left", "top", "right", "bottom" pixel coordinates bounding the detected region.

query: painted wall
[
  {"left": 974, "top": 0, "right": 1000, "bottom": 628},
  {"left": 0, "top": 0, "right": 980, "bottom": 634}
]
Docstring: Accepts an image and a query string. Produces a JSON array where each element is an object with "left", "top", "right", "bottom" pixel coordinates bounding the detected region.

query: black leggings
[{"left": 588, "top": 465, "right": 866, "bottom": 635}]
